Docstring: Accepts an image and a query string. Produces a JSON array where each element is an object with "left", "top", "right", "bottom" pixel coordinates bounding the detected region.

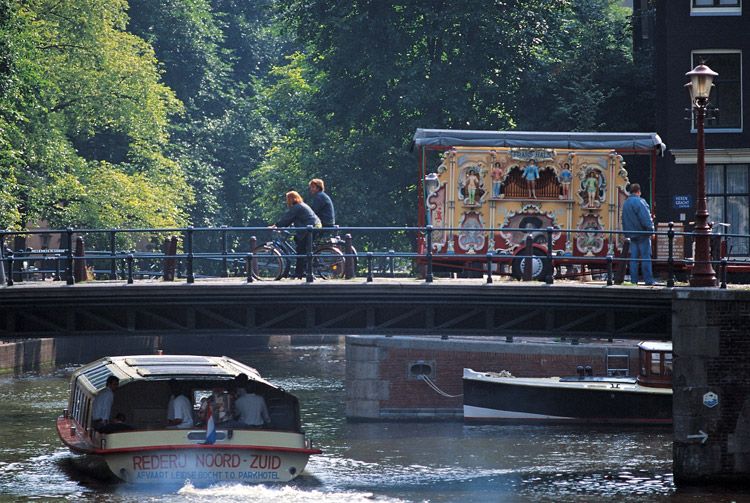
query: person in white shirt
[
  {"left": 233, "top": 375, "right": 270, "bottom": 428},
  {"left": 166, "top": 381, "right": 194, "bottom": 429},
  {"left": 92, "top": 375, "right": 119, "bottom": 432}
]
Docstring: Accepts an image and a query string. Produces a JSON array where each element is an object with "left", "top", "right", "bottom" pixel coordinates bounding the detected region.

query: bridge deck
[{"left": 0, "top": 279, "right": 673, "bottom": 339}]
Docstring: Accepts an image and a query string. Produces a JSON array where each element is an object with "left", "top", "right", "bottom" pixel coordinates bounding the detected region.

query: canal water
[{"left": 0, "top": 340, "right": 744, "bottom": 502}]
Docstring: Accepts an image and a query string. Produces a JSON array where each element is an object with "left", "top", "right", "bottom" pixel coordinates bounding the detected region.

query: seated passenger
[
  {"left": 107, "top": 412, "right": 135, "bottom": 432},
  {"left": 234, "top": 376, "right": 271, "bottom": 428},
  {"left": 166, "top": 381, "right": 194, "bottom": 429}
]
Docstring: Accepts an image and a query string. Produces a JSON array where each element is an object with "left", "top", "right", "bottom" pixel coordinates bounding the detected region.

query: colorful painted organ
[{"left": 414, "top": 130, "right": 666, "bottom": 274}]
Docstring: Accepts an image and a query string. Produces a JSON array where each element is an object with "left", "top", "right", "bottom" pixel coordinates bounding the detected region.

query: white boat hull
[{"left": 106, "top": 448, "right": 312, "bottom": 484}]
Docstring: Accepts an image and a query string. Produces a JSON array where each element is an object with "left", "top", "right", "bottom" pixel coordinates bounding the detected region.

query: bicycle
[{"left": 252, "top": 230, "right": 346, "bottom": 280}]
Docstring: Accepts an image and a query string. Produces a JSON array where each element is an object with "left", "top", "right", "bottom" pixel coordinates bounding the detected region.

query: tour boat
[
  {"left": 56, "top": 354, "right": 321, "bottom": 484},
  {"left": 463, "top": 341, "right": 673, "bottom": 424}
]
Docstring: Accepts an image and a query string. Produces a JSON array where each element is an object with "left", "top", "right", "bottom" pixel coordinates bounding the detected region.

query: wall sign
[
  {"left": 673, "top": 195, "right": 693, "bottom": 209},
  {"left": 703, "top": 391, "right": 719, "bottom": 408}
]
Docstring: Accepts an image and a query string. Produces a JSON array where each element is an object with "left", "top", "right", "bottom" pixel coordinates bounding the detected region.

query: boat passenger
[
  {"left": 166, "top": 380, "right": 195, "bottom": 429},
  {"left": 108, "top": 412, "right": 135, "bottom": 432},
  {"left": 234, "top": 377, "right": 271, "bottom": 428},
  {"left": 91, "top": 375, "right": 119, "bottom": 433}
]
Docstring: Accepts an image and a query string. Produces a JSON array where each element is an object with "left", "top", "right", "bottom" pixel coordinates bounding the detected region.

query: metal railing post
[
  {"left": 366, "top": 252, "right": 373, "bottom": 283},
  {"left": 246, "top": 253, "right": 254, "bottom": 283},
  {"left": 74, "top": 236, "right": 86, "bottom": 282},
  {"left": 220, "top": 225, "right": 228, "bottom": 278},
  {"left": 545, "top": 227, "right": 554, "bottom": 285},
  {"left": 344, "top": 234, "right": 355, "bottom": 279},
  {"left": 126, "top": 254, "right": 134, "bottom": 284},
  {"left": 0, "top": 236, "right": 5, "bottom": 286},
  {"left": 523, "top": 234, "right": 533, "bottom": 282},
  {"left": 5, "top": 254, "right": 13, "bottom": 286},
  {"left": 110, "top": 230, "right": 117, "bottom": 280},
  {"left": 667, "top": 222, "right": 675, "bottom": 288},
  {"left": 66, "top": 228, "right": 75, "bottom": 285},
  {"left": 486, "top": 251, "right": 493, "bottom": 284},
  {"left": 186, "top": 226, "right": 194, "bottom": 284},
  {"left": 615, "top": 238, "right": 629, "bottom": 284},
  {"left": 54, "top": 254, "right": 61, "bottom": 281},
  {"left": 163, "top": 236, "right": 177, "bottom": 281},
  {"left": 306, "top": 225, "right": 314, "bottom": 283},
  {"left": 720, "top": 257, "right": 728, "bottom": 289},
  {"left": 606, "top": 255, "right": 613, "bottom": 286},
  {"left": 425, "top": 225, "right": 434, "bottom": 283},
  {"left": 388, "top": 249, "right": 395, "bottom": 277}
]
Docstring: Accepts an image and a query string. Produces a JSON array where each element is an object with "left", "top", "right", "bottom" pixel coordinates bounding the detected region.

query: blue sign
[{"left": 673, "top": 195, "right": 692, "bottom": 209}]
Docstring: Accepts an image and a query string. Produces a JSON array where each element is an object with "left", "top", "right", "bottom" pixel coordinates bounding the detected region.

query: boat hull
[
  {"left": 107, "top": 448, "right": 311, "bottom": 484},
  {"left": 56, "top": 417, "right": 319, "bottom": 484},
  {"left": 463, "top": 371, "right": 672, "bottom": 425}
]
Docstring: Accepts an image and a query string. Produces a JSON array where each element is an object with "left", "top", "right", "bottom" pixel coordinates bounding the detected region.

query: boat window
[
  {"left": 72, "top": 388, "right": 83, "bottom": 423},
  {"left": 194, "top": 390, "right": 212, "bottom": 410},
  {"left": 650, "top": 352, "right": 662, "bottom": 375},
  {"left": 82, "top": 363, "right": 113, "bottom": 390},
  {"left": 664, "top": 353, "right": 673, "bottom": 376}
]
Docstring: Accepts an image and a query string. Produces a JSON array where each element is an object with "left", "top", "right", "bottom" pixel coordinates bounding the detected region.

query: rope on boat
[{"left": 419, "top": 374, "right": 463, "bottom": 398}]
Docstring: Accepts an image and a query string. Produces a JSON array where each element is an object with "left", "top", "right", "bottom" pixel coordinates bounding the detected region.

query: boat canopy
[
  {"left": 638, "top": 341, "right": 673, "bottom": 352},
  {"left": 411, "top": 128, "right": 666, "bottom": 154},
  {"left": 72, "top": 355, "right": 269, "bottom": 393}
]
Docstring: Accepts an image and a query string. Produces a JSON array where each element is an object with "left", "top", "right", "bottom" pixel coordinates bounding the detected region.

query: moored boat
[
  {"left": 56, "top": 354, "right": 321, "bottom": 484},
  {"left": 463, "top": 341, "right": 673, "bottom": 425}
]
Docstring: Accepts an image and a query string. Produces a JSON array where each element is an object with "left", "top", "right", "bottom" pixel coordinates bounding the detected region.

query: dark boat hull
[{"left": 463, "top": 375, "right": 672, "bottom": 425}]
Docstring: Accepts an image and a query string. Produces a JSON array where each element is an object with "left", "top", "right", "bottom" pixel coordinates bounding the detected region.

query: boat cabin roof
[
  {"left": 71, "top": 355, "right": 270, "bottom": 394},
  {"left": 638, "top": 341, "right": 672, "bottom": 353}
]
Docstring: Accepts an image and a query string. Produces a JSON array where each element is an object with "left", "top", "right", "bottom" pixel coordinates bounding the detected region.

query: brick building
[{"left": 636, "top": 1, "right": 750, "bottom": 256}]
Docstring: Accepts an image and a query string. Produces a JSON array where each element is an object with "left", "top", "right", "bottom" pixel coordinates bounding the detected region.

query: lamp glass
[
  {"left": 690, "top": 73, "right": 714, "bottom": 99},
  {"left": 684, "top": 82, "right": 695, "bottom": 103}
]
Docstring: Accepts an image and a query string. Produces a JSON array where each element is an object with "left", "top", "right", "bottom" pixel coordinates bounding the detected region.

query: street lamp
[{"left": 686, "top": 63, "right": 718, "bottom": 287}]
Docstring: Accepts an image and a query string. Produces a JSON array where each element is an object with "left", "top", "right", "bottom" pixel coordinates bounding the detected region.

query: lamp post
[{"left": 686, "top": 63, "right": 718, "bottom": 287}]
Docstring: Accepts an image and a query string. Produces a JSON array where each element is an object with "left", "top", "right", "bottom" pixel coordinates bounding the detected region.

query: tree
[
  {"left": 252, "top": 0, "right": 568, "bottom": 235},
  {"left": 0, "top": 0, "right": 192, "bottom": 238},
  {"left": 516, "top": 0, "right": 654, "bottom": 132}
]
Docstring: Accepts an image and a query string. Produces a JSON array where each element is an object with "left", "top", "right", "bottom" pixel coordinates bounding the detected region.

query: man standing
[
  {"left": 92, "top": 375, "right": 119, "bottom": 432},
  {"left": 621, "top": 183, "right": 655, "bottom": 285},
  {"left": 308, "top": 178, "right": 335, "bottom": 229}
]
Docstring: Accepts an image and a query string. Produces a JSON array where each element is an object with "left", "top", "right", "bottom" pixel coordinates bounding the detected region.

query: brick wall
[
  {"left": 346, "top": 336, "right": 639, "bottom": 420},
  {"left": 673, "top": 291, "right": 750, "bottom": 485},
  {"left": 0, "top": 339, "right": 56, "bottom": 375}
]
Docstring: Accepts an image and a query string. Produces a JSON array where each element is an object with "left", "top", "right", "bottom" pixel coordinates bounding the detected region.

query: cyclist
[
  {"left": 308, "top": 178, "right": 335, "bottom": 229},
  {"left": 270, "top": 191, "right": 321, "bottom": 278}
]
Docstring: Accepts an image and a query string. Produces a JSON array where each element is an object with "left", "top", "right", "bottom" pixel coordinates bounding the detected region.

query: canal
[{"left": 0, "top": 340, "right": 741, "bottom": 502}]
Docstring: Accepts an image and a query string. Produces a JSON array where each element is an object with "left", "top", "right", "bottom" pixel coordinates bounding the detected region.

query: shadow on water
[{"left": 1, "top": 337, "right": 749, "bottom": 502}]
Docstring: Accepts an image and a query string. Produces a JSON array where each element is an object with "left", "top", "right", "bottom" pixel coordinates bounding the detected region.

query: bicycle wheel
[
  {"left": 252, "top": 245, "right": 285, "bottom": 280},
  {"left": 313, "top": 246, "right": 345, "bottom": 279}
]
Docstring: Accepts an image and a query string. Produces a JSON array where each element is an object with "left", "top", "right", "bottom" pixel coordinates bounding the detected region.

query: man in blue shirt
[
  {"left": 308, "top": 178, "right": 335, "bottom": 228},
  {"left": 621, "top": 183, "right": 655, "bottom": 285}
]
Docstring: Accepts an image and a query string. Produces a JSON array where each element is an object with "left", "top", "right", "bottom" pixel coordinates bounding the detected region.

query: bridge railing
[{"left": 0, "top": 224, "right": 748, "bottom": 287}]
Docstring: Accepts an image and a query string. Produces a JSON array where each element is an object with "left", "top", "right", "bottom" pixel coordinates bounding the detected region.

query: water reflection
[{"left": 0, "top": 340, "right": 744, "bottom": 502}]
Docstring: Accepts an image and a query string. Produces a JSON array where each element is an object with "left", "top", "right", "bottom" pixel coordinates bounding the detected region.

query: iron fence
[{"left": 0, "top": 224, "right": 747, "bottom": 288}]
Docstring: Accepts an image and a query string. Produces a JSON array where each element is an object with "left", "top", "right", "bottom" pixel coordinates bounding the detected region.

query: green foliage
[
  {"left": 0, "top": 0, "right": 192, "bottom": 235},
  {"left": 0, "top": 0, "right": 654, "bottom": 247},
  {"left": 252, "top": 0, "right": 569, "bottom": 239},
  {"left": 516, "top": 0, "right": 654, "bottom": 131}
]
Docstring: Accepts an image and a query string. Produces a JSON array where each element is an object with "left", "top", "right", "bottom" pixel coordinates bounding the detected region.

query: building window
[
  {"left": 691, "top": 0, "right": 742, "bottom": 15},
  {"left": 707, "top": 164, "right": 749, "bottom": 256},
  {"left": 692, "top": 51, "right": 742, "bottom": 131}
]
